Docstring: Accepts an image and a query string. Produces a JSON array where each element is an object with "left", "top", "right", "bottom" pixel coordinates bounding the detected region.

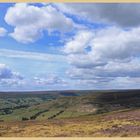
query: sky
[{"left": 0, "top": 3, "right": 140, "bottom": 91}]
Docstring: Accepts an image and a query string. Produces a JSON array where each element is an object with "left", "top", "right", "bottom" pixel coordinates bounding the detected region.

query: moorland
[{"left": 0, "top": 89, "right": 140, "bottom": 137}]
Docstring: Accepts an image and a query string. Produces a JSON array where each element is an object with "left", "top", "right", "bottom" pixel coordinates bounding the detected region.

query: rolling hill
[{"left": 0, "top": 89, "right": 140, "bottom": 136}]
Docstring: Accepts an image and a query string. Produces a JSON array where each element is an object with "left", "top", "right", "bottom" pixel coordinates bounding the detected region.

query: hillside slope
[{"left": 0, "top": 90, "right": 140, "bottom": 136}]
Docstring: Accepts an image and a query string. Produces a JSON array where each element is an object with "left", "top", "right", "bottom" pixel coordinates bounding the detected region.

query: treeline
[
  {"left": 22, "top": 109, "right": 49, "bottom": 121},
  {"left": 48, "top": 110, "right": 64, "bottom": 119},
  {"left": 30, "top": 109, "right": 49, "bottom": 120},
  {"left": 22, "top": 110, "right": 65, "bottom": 121}
]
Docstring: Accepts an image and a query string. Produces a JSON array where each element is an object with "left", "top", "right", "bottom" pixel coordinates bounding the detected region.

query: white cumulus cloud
[
  {"left": 5, "top": 3, "right": 76, "bottom": 43},
  {"left": 64, "top": 26, "right": 140, "bottom": 88}
]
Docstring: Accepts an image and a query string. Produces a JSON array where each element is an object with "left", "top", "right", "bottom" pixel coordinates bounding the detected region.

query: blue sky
[{"left": 0, "top": 3, "right": 140, "bottom": 91}]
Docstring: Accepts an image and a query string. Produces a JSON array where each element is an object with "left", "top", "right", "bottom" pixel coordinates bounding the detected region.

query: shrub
[{"left": 22, "top": 117, "right": 29, "bottom": 121}]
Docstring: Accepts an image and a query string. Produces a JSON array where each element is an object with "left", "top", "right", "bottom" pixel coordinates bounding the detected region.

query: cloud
[
  {"left": 0, "top": 63, "right": 24, "bottom": 86},
  {"left": 67, "top": 59, "right": 140, "bottom": 79},
  {"left": 73, "top": 77, "right": 140, "bottom": 89},
  {"left": 34, "top": 74, "right": 67, "bottom": 85},
  {"left": 2, "top": 3, "right": 140, "bottom": 89},
  {"left": 89, "top": 27, "right": 140, "bottom": 60},
  {"left": 5, "top": 3, "right": 76, "bottom": 43},
  {"left": 0, "top": 64, "right": 23, "bottom": 79},
  {"left": 63, "top": 26, "right": 140, "bottom": 88},
  {"left": 106, "top": 77, "right": 140, "bottom": 89},
  {"left": 63, "top": 30, "right": 94, "bottom": 54},
  {"left": 0, "top": 27, "right": 7, "bottom": 37},
  {"left": 0, "top": 49, "right": 66, "bottom": 63},
  {"left": 56, "top": 3, "right": 140, "bottom": 27},
  {"left": 64, "top": 27, "right": 140, "bottom": 68},
  {"left": 0, "top": 79, "right": 25, "bottom": 87}
]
